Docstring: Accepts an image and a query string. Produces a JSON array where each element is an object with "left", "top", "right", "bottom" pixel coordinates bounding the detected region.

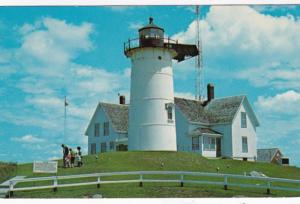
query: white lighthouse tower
[{"left": 124, "top": 17, "right": 198, "bottom": 151}]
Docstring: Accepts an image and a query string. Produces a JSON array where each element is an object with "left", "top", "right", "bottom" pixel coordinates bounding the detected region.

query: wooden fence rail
[{"left": 7, "top": 171, "right": 300, "bottom": 197}]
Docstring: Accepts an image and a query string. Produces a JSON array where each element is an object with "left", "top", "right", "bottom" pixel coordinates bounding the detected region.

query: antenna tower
[{"left": 195, "top": 5, "right": 204, "bottom": 101}]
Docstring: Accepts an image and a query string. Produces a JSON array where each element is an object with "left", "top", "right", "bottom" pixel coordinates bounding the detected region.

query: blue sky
[{"left": 0, "top": 5, "right": 300, "bottom": 166}]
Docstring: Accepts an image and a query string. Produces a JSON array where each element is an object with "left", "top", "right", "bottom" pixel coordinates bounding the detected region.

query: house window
[
  {"left": 90, "top": 143, "right": 96, "bottom": 154},
  {"left": 109, "top": 141, "right": 115, "bottom": 151},
  {"left": 165, "top": 103, "right": 174, "bottom": 122},
  {"left": 94, "top": 123, "right": 100, "bottom": 137},
  {"left": 104, "top": 122, "right": 109, "bottom": 136},
  {"left": 241, "top": 112, "right": 247, "bottom": 128},
  {"left": 101, "top": 142, "right": 106, "bottom": 153},
  {"left": 203, "top": 136, "right": 216, "bottom": 151},
  {"left": 192, "top": 136, "right": 199, "bottom": 151},
  {"left": 242, "top": 137, "right": 248, "bottom": 153}
]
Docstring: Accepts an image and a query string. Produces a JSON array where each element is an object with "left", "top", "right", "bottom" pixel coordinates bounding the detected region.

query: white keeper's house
[{"left": 84, "top": 18, "right": 260, "bottom": 161}]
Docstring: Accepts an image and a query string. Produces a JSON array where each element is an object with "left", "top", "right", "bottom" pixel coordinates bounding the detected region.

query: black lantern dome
[{"left": 139, "top": 17, "right": 164, "bottom": 47}]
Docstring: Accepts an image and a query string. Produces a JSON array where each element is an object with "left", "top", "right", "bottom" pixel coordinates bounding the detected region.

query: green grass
[
  {"left": 3, "top": 151, "right": 300, "bottom": 198},
  {"left": 0, "top": 162, "right": 17, "bottom": 183}
]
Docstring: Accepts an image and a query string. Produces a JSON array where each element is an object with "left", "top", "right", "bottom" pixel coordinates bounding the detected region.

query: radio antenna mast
[{"left": 195, "top": 5, "right": 204, "bottom": 101}]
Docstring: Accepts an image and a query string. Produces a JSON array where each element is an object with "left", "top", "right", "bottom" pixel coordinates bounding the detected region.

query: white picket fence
[{"left": 7, "top": 171, "right": 300, "bottom": 197}]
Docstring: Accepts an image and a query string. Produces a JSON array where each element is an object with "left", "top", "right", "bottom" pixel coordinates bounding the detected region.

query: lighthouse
[{"left": 124, "top": 17, "right": 198, "bottom": 151}]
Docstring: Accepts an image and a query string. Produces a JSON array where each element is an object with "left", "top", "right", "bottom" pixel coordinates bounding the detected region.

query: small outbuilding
[{"left": 257, "top": 148, "right": 289, "bottom": 165}]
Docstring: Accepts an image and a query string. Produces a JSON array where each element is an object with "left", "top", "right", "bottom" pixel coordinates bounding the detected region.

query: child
[
  {"left": 70, "top": 148, "right": 76, "bottom": 168},
  {"left": 77, "top": 146, "right": 83, "bottom": 167},
  {"left": 65, "top": 152, "right": 71, "bottom": 168}
]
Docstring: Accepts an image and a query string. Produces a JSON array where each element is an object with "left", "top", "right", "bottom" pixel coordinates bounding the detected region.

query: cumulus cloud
[
  {"left": 255, "top": 91, "right": 300, "bottom": 166},
  {"left": 255, "top": 90, "right": 300, "bottom": 115},
  {"left": 172, "top": 6, "right": 300, "bottom": 90},
  {"left": 16, "top": 17, "right": 93, "bottom": 70},
  {"left": 236, "top": 62, "right": 300, "bottom": 90},
  {"left": 12, "top": 134, "right": 45, "bottom": 143}
]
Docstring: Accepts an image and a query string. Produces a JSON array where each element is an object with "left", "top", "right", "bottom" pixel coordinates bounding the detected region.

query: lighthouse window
[
  {"left": 165, "top": 103, "right": 174, "bottom": 122},
  {"left": 168, "top": 108, "right": 172, "bottom": 120}
]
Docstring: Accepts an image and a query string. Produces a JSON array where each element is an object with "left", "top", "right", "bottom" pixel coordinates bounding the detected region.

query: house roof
[
  {"left": 175, "top": 95, "right": 247, "bottom": 124},
  {"left": 257, "top": 148, "right": 282, "bottom": 162},
  {"left": 100, "top": 103, "right": 129, "bottom": 133},
  {"left": 190, "top": 127, "right": 222, "bottom": 137},
  {"left": 85, "top": 95, "right": 258, "bottom": 134}
]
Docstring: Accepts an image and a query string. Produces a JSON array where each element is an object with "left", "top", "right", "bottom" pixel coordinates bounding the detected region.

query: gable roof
[
  {"left": 100, "top": 103, "right": 129, "bottom": 133},
  {"left": 190, "top": 127, "right": 222, "bottom": 136},
  {"left": 175, "top": 95, "right": 247, "bottom": 124},
  {"left": 174, "top": 97, "right": 209, "bottom": 123},
  {"left": 257, "top": 148, "right": 282, "bottom": 162},
  {"left": 84, "top": 102, "right": 128, "bottom": 135}
]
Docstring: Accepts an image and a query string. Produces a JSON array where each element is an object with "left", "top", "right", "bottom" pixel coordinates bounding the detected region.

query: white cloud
[
  {"left": 12, "top": 134, "right": 45, "bottom": 143},
  {"left": 17, "top": 17, "right": 93, "bottom": 69},
  {"left": 172, "top": 6, "right": 300, "bottom": 90},
  {"left": 255, "top": 91, "right": 300, "bottom": 166},
  {"left": 27, "top": 96, "right": 63, "bottom": 109},
  {"left": 236, "top": 62, "right": 300, "bottom": 90},
  {"left": 174, "top": 91, "right": 195, "bottom": 100},
  {"left": 255, "top": 90, "right": 300, "bottom": 115}
]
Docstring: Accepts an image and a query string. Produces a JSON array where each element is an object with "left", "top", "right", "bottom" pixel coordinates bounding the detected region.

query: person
[
  {"left": 65, "top": 151, "right": 71, "bottom": 168},
  {"left": 70, "top": 148, "right": 76, "bottom": 168},
  {"left": 77, "top": 146, "right": 83, "bottom": 167},
  {"left": 61, "top": 144, "right": 69, "bottom": 168}
]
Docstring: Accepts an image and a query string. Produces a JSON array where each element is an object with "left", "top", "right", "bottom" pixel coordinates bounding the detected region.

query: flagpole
[{"left": 64, "top": 96, "right": 67, "bottom": 140}]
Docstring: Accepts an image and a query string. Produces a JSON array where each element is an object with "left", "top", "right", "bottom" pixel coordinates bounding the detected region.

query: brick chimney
[
  {"left": 119, "top": 95, "right": 125, "bottom": 105},
  {"left": 202, "top": 83, "right": 214, "bottom": 106},
  {"left": 207, "top": 83, "right": 214, "bottom": 103}
]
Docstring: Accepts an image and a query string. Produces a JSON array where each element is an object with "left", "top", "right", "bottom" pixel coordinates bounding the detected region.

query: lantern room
[{"left": 139, "top": 17, "right": 164, "bottom": 47}]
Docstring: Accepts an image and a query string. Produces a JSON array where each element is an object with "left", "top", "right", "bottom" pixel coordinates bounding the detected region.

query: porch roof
[{"left": 190, "top": 127, "right": 222, "bottom": 137}]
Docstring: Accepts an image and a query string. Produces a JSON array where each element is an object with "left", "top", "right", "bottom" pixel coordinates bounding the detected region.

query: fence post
[
  {"left": 224, "top": 175, "right": 228, "bottom": 190},
  {"left": 53, "top": 177, "right": 58, "bottom": 192},
  {"left": 267, "top": 180, "right": 271, "bottom": 195},
  {"left": 139, "top": 173, "right": 143, "bottom": 187},
  {"left": 9, "top": 180, "right": 14, "bottom": 197},
  {"left": 180, "top": 174, "right": 184, "bottom": 187},
  {"left": 97, "top": 176, "right": 101, "bottom": 188}
]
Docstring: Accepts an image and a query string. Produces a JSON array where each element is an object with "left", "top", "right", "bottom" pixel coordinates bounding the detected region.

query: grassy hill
[
  {"left": 3, "top": 151, "right": 300, "bottom": 198},
  {"left": 0, "top": 162, "right": 17, "bottom": 183}
]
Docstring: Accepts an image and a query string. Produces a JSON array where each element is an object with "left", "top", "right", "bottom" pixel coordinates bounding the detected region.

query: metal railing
[
  {"left": 124, "top": 37, "right": 178, "bottom": 54},
  {"left": 7, "top": 171, "right": 300, "bottom": 197}
]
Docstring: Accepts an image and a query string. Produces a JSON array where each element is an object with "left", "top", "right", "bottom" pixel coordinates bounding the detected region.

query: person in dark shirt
[
  {"left": 77, "top": 146, "right": 83, "bottom": 167},
  {"left": 61, "top": 144, "right": 69, "bottom": 168}
]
